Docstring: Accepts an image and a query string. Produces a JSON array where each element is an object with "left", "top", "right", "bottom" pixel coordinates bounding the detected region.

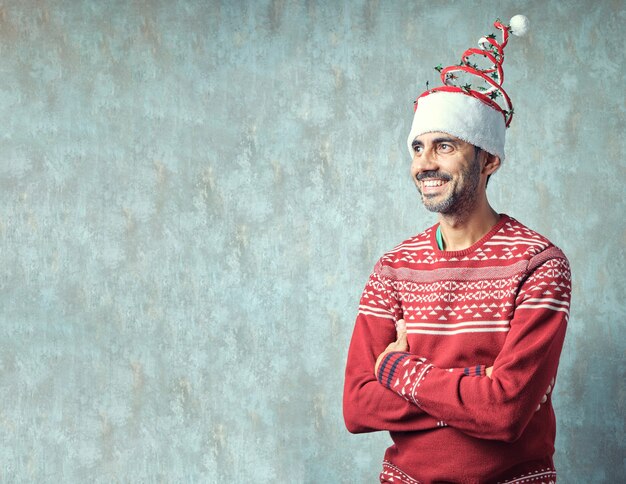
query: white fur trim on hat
[{"left": 407, "top": 91, "right": 506, "bottom": 161}]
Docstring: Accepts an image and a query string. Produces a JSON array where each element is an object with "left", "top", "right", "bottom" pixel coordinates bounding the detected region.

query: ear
[{"left": 482, "top": 153, "right": 501, "bottom": 176}]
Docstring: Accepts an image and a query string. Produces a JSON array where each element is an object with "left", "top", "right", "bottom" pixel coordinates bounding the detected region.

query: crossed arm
[
  {"left": 375, "top": 319, "right": 553, "bottom": 409},
  {"left": 343, "top": 256, "right": 570, "bottom": 442}
]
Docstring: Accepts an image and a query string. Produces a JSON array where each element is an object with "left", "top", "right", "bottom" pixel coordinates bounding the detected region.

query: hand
[
  {"left": 535, "top": 377, "right": 555, "bottom": 412},
  {"left": 374, "top": 319, "right": 409, "bottom": 375}
]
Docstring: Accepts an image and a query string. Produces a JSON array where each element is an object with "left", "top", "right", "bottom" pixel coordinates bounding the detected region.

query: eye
[
  {"left": 438, "top": 143, "right": 453, "bottom": 153},
  {"left": 412, "top": 143, "right": 423, "bottom": 153}
]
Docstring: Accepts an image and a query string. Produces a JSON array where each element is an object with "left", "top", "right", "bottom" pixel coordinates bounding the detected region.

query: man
[{"left": 343, "top": 16, "right": 570, "bottom": 483}]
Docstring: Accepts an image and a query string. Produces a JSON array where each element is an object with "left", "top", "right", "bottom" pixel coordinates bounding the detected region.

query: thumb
[{"left": 395, "top": 319, "right": 408, "bottom": 349}]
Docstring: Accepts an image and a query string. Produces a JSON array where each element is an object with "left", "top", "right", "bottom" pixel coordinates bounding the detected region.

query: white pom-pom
[{"left": 509, "top": 14, "right": 529, "bottom": 37}]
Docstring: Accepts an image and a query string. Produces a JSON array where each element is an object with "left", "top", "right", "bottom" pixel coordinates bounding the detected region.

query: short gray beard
[{"left": 419, "top": 151, "right": 482, "bottom": 216}]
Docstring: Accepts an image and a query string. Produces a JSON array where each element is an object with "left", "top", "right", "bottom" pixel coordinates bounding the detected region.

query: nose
[{"left": 411, "top": 146, "right": 438, "bottom": 177}]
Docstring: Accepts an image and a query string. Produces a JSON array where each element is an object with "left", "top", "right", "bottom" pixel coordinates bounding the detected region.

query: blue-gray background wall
[{"left": 1, "top": 0, "right": 624, "bottom": 482}]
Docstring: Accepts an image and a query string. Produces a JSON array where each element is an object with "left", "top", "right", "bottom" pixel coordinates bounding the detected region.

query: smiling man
[{"left": 343, "top": 16, "right": 571, "bottom": 484}]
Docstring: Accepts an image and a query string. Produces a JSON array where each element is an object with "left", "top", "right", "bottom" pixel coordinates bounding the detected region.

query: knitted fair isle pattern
[{"left": 344, "top": 215, "right": 570, "bottom": 482}]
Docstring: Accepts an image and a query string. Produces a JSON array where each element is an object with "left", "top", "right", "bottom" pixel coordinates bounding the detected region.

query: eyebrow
[{"left": 412, "top": 137, "right": 459, "bottom": 147}]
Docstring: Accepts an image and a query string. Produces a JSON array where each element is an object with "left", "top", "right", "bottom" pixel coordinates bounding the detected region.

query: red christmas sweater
[{"left": 343, "top": 215, "right": 571, "bottom": 484}]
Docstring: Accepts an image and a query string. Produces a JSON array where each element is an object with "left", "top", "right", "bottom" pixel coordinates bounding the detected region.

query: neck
[{"left": 437, "top": 200, "right": 500, "bottom": 251}]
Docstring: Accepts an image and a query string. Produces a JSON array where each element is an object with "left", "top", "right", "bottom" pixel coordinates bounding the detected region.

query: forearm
[
  {"left": 344, "top": 366, "right": 440, "bottom": 433},
  {"left": 377, "top": 318, "right": 566, "bottom": 442},
  {"left": 343, "top": 274, "right": 435, "bottom": 433}
]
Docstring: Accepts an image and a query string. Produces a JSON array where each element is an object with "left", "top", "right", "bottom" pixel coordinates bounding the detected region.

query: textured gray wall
[{"left": 1, "top": 0, "right": 624, "bottom": 482}]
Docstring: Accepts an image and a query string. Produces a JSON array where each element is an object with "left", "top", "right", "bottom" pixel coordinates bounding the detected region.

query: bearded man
[{"left": 343, "top": 16, "right": 570, "bottom": 484}]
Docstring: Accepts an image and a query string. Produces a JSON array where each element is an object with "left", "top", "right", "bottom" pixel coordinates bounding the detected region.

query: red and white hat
[{"left": 407, "top": 15, "right": 530, "bottom": 161}]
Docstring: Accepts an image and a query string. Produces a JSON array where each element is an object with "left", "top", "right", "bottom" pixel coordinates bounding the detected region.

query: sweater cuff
[
  {"left": 462, "top": 365, "right": 487, "bottom": 377},
  {"left": 376, "top": 352, "right": 411, "bottom": 389}
]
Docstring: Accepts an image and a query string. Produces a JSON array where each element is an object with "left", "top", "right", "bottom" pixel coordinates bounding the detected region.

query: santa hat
[{"left": 407, "top": 15, "right": 530, "bottom": 161}]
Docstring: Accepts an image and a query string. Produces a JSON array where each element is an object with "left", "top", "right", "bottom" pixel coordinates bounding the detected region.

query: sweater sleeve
[
  {"left": 376, "top": 252, "right": 571, "bottom": 442},
  {"left": 343, "top": 263, "right": 441, "bottom": 434}
]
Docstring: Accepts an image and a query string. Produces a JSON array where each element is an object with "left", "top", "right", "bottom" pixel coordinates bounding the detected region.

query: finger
[
  {"left": 396, "top": 337, "right": 408, "bottom": 351},
  {"left": 395, "top": 320, "right": 408, "bottom": 350},
  {"left": 395, "top": 319, "right": 407, "bottom": 335},
  {"left": 395, "top": 320, "right": 407, "bottom": 341}
]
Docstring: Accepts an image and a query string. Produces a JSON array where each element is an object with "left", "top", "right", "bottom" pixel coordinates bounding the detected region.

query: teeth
[{"left": 423, "top": 179, "right": 447, "bottom": 187}]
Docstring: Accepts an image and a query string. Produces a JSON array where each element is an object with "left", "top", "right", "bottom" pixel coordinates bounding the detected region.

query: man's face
[{"left": 410, "top": 132, "right": 483, "bottom": 216}]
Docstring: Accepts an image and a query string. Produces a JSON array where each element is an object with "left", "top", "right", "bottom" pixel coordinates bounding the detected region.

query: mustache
[{"left": 416, "top": 171, "right": 452, "bottom": 182}]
